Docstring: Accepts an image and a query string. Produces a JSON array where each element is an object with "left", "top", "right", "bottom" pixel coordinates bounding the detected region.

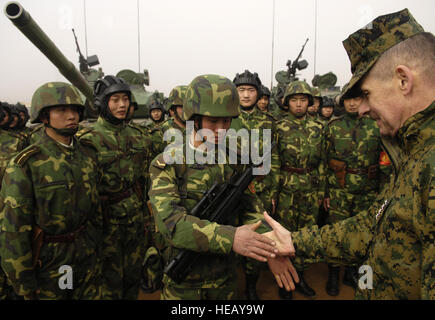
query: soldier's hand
[
  {"left": 263, "top": 211, "right": 295, "bottom": 257},
  {"left": 267, "top": 256, "right": 299, "bottom": 291},
  {"left": 233, "top": 221, "right": 278, "bottom": 262},
  {"left": 323, "top": 198, "right": 330, "bottom": 211}
]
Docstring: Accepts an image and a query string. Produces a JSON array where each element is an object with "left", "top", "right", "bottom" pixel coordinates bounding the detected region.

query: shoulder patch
[
  {"left": 76, "top": 127, "right": 94, "bottom": 138},
  {"left": 14, "top": 145, "right": 41, "bottom": 166},
  {"left": 152, "top": 153, "right": 167, "bottom": 169}
]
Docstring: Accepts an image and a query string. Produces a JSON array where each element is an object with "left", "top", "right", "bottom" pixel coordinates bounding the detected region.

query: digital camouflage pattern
[
  {"left": 342, "top": 8, "right": 424, "bottom": 97},
  {"left": 292, "top": 101, "right": 435, "bottom": 299},
  {"left": 78, "top": 116, "right": 153, "bottom": 299},
  {"left": 30, "top": 82, "right": 84, "bottom": 124},
  {"left": 275, "top": 112, "right": 325, "bottom": 249},
  {"left": 168, "top": 85, "right": 188, "bottom": 107},
  {"left": 183, "top": 74, "right": 240, "bottom": 121},
  {"left": 0, "top": 132, "right": 103, "bottom": 299},
  {"left": 148, "top": 142, "right": 270, "bottom": 300}
]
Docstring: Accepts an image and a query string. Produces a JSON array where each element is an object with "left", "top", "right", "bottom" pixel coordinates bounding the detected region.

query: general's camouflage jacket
[
  {"left": 291, "top": 101, "right": 435, "bottom": 299},
  {"left": 0, "top": 132, "right": 103, "bottom": 296}
]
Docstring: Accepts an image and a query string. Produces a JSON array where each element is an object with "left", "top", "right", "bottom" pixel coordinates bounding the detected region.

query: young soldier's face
[
  {"left": 288, "top": 94, "right": 309, "bottom": 117},
  {"left": 175, "top": 106, "right": 183, "bottom": 119},
  {"left": 200, "top": 116, "right": 232, "bottom": 144},
  {"left": 46, "top": 105, "right": 80, "bottom": 129},
  {"left": 237, "top": 85, "right": 258, "bottom": 107},
  {"left": 343, "top": 96, "right": 362, "bottom": 114},
  {"left": 321, "top": 106, "right": 333, "bottom": 118},
  {"left": 308, "top": 98, "right": 320, "bottom": 114},
  {"left": 151, "top": 109, "right": 163, "bottom": 121},
  {"left": 257, "top": 96, "right": 269, "bottom": 111},
  {"left": 108, "top": 92, "right": 130, "bottom": 120},
  {"left": 9, "top": 114, "right": 19, "bottom": 128}
]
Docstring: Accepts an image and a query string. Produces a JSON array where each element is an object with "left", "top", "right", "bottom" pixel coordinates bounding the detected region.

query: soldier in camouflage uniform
[
  {"left": 269, "top": 85, "right": 289, "bottom": 120},
  {"left": 230, "top": 70, "right": 280, "bottom": 300},
  {"left": 257, "top": 85, "right": 272, "bottom": 113},
  {"left": 322, "top": 83, "right": 382, "bottom": 296},
  {"left": 148, "top": 74, "right": 297, "bottom": 300},
  {"left": 275, "top": 80, "right": 325, "bottom": 299},
  {"left": 317, "top": 96, "right": 336, "bottom": 126},
  {"left": 0, "top": 82, "right": 103, "bottom": 300},
  {"left": 265, "top": 9, "right": 435, "bottom": 300},
  {"left": 0, "top": 102, "right": 30, "bottom": 299},
  {"left": 78, "top": 75, "right": 152, "bottom": 299},
  {"left": 307, "top": 87, "right": 322, "bottom": 121}
]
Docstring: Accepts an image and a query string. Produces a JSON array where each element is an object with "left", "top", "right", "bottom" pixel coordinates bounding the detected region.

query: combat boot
[
  {"left": 278, "top": 287, "right": 293, "bottom": 300},
  {"left": 343, "top": 266, "right": 359, "bottom": 289},
  {"left": 326, "top": 265, "right": 340, "bottom": 296},
  {"left": 245, "top": 275, "right": 260, "bottom": 300},
  {"left": 295, "top": 271, "right": 316, "bottom": 299}
]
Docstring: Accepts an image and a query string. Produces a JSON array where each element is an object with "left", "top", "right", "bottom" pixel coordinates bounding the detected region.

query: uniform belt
[
  {"left": 346, "top": 164, "right": 378, "bottom": 175},
  {"left": 44, "top": 224, "right": 86, "bottom": 243},
  {"left": 281, "top": 166, "right": 313, "bottom": 174}
]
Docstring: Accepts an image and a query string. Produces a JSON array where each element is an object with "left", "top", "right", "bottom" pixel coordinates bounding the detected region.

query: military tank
[{"left": 4, "top": 1, "right": 160, "bottom": 122}]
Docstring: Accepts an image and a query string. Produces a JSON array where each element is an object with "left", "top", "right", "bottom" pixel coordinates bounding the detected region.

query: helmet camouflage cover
[
  {"left": 168, "top": 85, "right": 188, "bottom": 106},
  {"left": 283, "top": 80, "right": 314, "bottom": 106},
  {"left": 30, "top": 82, "right": 85, "bottom": 124},
  {"left": 183, "top": 74, "right": 241, "bottom": 121}
]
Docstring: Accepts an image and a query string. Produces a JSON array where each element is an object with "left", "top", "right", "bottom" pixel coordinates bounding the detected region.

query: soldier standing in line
[
  {"left": 269, "top": 85, "right": 289, "bottom": 120},
  {"left": 317, "top": 96, "right": 336, "bottom": 126},
  {"left": 231, "top": 70, "right": 280, "bottom": 300},
  {"left": 307, "top": 87, "right": 322, "bottom": 121},
  {"left": 78, "top": 75, "right": 152, "bottom": 299},
  {"left": 275, "top": 80, "right": 325, "bottom": 300},
  {"left": 257, "top": 85, "right": 272, "bottom": 113},
  {"left": 161, "top": 85, "right": 188, "bottom": 132},
  {"left": 322, "top": 84, "right": 382, "bottom": 296},
  {"left": 264, "top": 9, "right": 435, "bottom": 300},
  {"left": 0, "top": 82, "right": 103, "bottom": 300},
  {"left": 148, "top": 74, "right": 297, "bottom": 300}
]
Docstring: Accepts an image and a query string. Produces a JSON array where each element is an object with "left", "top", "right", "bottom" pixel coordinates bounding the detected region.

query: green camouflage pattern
[
  {"left": 0, "top": 132, "right": 103, "bottom": 299},
  {"left": 275, "top": 113, "right": 325, "bottom": 244},
  {"left": 283, "top": 80, "right": 313, "bottom": 105},
  {"left": 342, "top": 8, "right": 424, "bottom": 97},
  {"left": 30, "top": 82, "right": 84, "bottom": 124},
  {"left": 291, "top": 101, "right": 435, "bottom": 299},
  {"left": 311, "top": 87, "right": 322, "bottom": 98},
  {"left": 183, "top": 75, "right": 240, "bottom": 121},
  {"left": 148, "top": 142, "right": 270, "bottom": 299},
  {"left": 168, "top": 85, "right": 188, "bottom": 106},
  {"left": 0, "top": 128, "right": 28, "bottom": 188},
  {"left": 324, "top": 114, "right": 382, "bottom": 194},
  {"left": 78, "top": 116, "right": 153, "bottom": 299}
]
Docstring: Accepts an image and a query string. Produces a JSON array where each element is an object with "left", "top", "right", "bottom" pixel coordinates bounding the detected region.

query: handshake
[{"left": 232, "top": 212, "right": 298, "bottom": 292}]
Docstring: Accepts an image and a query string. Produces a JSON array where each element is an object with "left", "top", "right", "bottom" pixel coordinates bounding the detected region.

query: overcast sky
[{"left": 1, "top": 0, "right": 434, "bottom": 105}]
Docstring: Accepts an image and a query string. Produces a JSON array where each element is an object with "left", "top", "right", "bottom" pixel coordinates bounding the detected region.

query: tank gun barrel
[{"left": 4, "top": 2, "right": 95, "bottom": 108}]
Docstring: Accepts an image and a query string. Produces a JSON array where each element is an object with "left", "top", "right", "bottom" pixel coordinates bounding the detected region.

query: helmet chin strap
[{"left": 45, "top": 122, "right": 78, "bottom": 137}]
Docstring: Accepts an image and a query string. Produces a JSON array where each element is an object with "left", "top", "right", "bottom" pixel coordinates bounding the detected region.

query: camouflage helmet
[
  {"left": 93, "top": 75, "right": 131, "bottom": 113},
  {"left": 168, "top": 85, "right": 188, "bottom": 107},
  {"left": 259, "top": 85, "right": 271, "bottom": 98},
  {"left": 233, "top": 70, "right": 262, "bottom": 91},
  {"left": 338, "top": 82, "right": 363, "bottom": 107},
  {"left": 318, "top": 96, "right": 335, "bottom": 113},
  {"left": 183, "top": 74, "right": 240, "bottom": 121},
  {"left": 283, "top": 80, "right": 314, "bottom": 106},
  {"left": 30, "top": 82, "right": 85, "bottom": 124},
  {"left": 148, "top": 92, "right": 165, "bottom": 114}
]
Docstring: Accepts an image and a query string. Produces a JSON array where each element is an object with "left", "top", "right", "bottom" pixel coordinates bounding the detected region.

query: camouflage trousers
[
  {"left": 101, "top": 220, "right": 146, "bottom": 300},
  {"left": 160, "top": 274, "right": 238, "bottom": 300},
  {"left": 327, "top": 189, "right": 377, "bottom": 267},
  {"left": 277, "top": 190, "right": 320, "bottom": 271}
]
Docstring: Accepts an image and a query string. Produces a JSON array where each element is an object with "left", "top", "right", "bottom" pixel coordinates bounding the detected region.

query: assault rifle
[{"left": 164, "top": 143, "right": 275, "bottom": 283}]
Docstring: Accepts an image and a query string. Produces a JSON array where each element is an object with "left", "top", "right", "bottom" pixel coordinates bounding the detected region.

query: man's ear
[{"left": 394, "top": 65, "right": 413, "bottom": 96}]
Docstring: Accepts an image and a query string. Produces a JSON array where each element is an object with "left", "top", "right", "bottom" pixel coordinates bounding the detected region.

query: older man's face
[{"left": 359, "top": 72, "right": 402, "bottom": 137}]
